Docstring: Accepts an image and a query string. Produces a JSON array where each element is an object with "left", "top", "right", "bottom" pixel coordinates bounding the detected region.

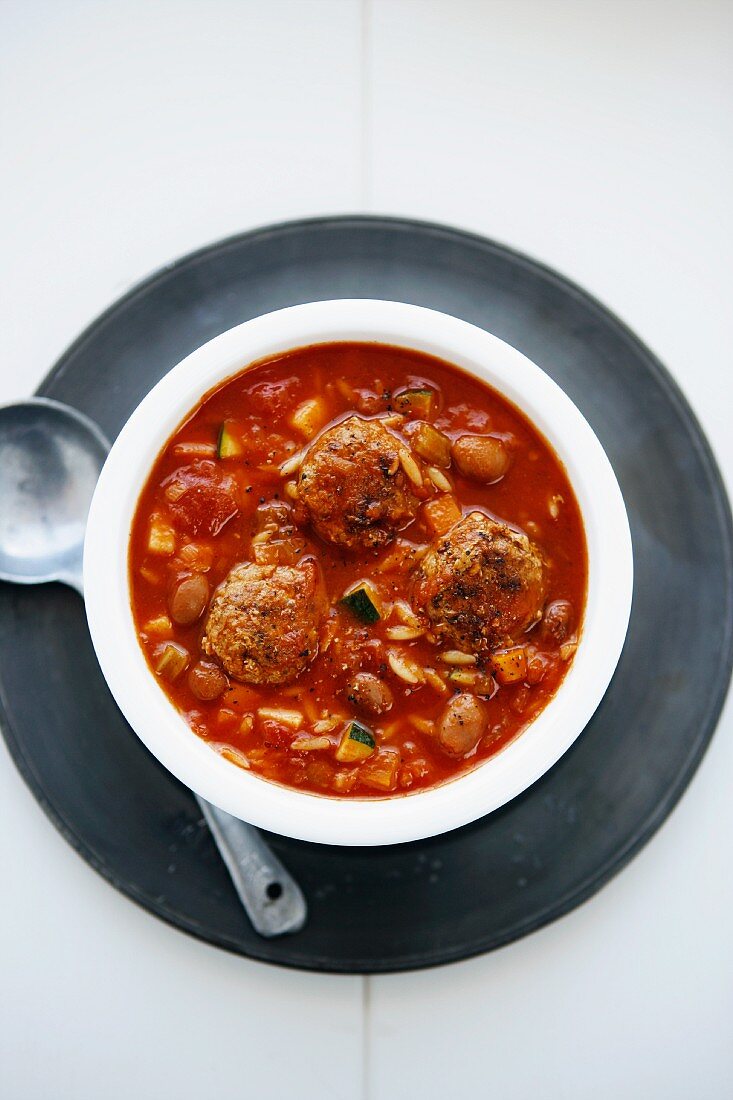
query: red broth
[{"left": 129, "top": 342, "right": 587, "bottom": 797}]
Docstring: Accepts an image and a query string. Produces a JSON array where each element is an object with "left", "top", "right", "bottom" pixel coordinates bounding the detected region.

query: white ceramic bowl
[{"left": 84, "top": 300, "right": 632, "bottom": 846}]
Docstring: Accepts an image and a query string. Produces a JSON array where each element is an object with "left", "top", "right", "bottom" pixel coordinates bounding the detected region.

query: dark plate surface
[{"left": 1, "top": 216, "right": 731, "bottom": 973}]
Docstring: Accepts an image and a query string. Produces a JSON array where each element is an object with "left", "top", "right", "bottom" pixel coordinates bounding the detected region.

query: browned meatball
[
  {"left": 298, "top": 416, "right": 417, "bottom": 551},
  {"left": 412, "top": 511, "right": 546, "bottom": 653},
  {"left": 201, "top": 558, "right": 325, "bottom": 684}
]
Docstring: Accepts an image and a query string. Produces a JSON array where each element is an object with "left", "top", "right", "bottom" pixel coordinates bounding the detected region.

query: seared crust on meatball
[
  {"left": 201, "top": 558, "right": 325, "bottom": 684},
  {"left": 298, "top": 416, "right": 417, "bottom": 551},
  {"left": 412, "top": 511, "right": 546, "bottom": 653}
]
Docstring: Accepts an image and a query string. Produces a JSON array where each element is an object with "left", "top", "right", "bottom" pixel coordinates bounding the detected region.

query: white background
[{"left": 1, "top": 2, "right": 731, "bottom": 1097}]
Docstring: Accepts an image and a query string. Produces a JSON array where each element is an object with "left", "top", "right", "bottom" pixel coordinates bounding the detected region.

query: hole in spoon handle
[{"left": 197, "top": 797, "right": 307, "bottom": 937}]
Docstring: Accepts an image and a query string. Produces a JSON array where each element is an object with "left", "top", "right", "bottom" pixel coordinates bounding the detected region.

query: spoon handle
[
  {"left": 197, "top": 797, "right": 307, "bottom": 936},
  {"left": 77, "top": 497, "right": 307, "bottom": 937}
]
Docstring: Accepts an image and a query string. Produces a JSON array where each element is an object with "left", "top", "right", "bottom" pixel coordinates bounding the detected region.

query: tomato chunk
[{"left": 164, "top": 461, "right": 238, "bottom": 537}]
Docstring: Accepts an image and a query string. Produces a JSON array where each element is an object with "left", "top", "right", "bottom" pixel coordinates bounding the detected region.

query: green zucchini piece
[
  {"left": 395, "top": 388, "right": 435, "bottom": 418},
  {"left": 336, "top": 721, "right": 376, "bottom": 763},
  {"left": 217, "top": 421, "right": 243, "bottom": 458},
  {"left": 340, "top": 583, "right": 381, "bottom": 623},
  {"left": 412, "top": 422, "right": 451, "bottom": 466}
]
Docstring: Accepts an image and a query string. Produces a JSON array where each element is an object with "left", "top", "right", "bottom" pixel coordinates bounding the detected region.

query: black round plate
[{"left": 1, "top": 217, "right": 731, "bottom": 973}]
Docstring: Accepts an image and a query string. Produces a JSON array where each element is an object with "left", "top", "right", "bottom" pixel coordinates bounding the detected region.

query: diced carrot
[
  {"left": 492, "top": 647, "right": 528, "bottom": 685},
  {"left": 421, "top": 495, "right": 462, "bottom": 536}
]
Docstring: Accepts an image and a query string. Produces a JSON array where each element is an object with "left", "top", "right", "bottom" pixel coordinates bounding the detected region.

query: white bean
[
  {"left": 437, "top": 693, "right": 488, "bottom": 756},
  {"left": 169, "top": 574, "right": 209, "bottom": 625}
]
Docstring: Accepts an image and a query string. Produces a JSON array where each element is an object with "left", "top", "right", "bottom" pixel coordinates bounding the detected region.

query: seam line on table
[
  {"left": 360, "top": 1, "right": 373, "bottom": 1079},
  {"left": 360, "top": 0, "right": 371, "bottom": 208},
  {"left": 362, "top": 973, "right": 371, "bottom": 1100}
]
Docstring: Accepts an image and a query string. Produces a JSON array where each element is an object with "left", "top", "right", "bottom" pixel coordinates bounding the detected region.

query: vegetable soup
[{"left": 129, "top": 343, "right": 587, "bottom": 797}]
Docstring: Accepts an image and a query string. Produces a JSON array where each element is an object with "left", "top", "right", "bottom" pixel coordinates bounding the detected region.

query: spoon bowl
[{"left": 0, "top": 399, "right": 108, "bottom": 594}]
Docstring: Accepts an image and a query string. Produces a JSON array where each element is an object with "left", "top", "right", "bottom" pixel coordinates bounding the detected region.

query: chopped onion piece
[
  {"left": 291, "top": 735, "right": 331, "bottom": 752},
  {"left": 164, "top": 480, "right": 188, "bottom": 502},
  {"left": 154, "top": 642, "right": 189, "bottom": 680},
  {"left": 143, "top": 614, "right": 172, "bottom": 636},
  {"left": 147, "top": 516, "right": 176, "bottom": 556},
  {"left": 217, "top": 708, "right": 238, "bottom": 726},
  {"left": 313, "top": 716, "right": 340, "bottom": 734},
  {"left": 257, "top": 706, "right": 303, "bottom": 730},
  {"left": 332, "top": 769, "right": 358, "bottom": 793},
  {"left": 289, "top": 397, "right": 327, "bottom": 440},
  {"left": 178, "top": 543, "right": 214, "bottom": 571},
  {"left": 358, "top": 749, "right": 399, "bottom": 791}
]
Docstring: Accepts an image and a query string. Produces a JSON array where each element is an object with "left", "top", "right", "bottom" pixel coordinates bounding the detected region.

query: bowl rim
[{"left": 83, "top": 299, "right": 633, "bottom": 846}]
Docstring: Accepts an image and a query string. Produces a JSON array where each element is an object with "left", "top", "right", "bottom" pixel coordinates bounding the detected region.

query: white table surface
[{"left": 2, "top": 2, "right": 732, "bottom": 1097}]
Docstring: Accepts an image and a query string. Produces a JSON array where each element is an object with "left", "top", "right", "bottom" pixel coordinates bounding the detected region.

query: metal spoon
[{"left": 0, "top": 397, "right": 307, "bottom": 937}]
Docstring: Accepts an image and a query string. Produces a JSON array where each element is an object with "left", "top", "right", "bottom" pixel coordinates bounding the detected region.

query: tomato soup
[{"left": 129, "top": 343, "right": 587, "bottom": 797}]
